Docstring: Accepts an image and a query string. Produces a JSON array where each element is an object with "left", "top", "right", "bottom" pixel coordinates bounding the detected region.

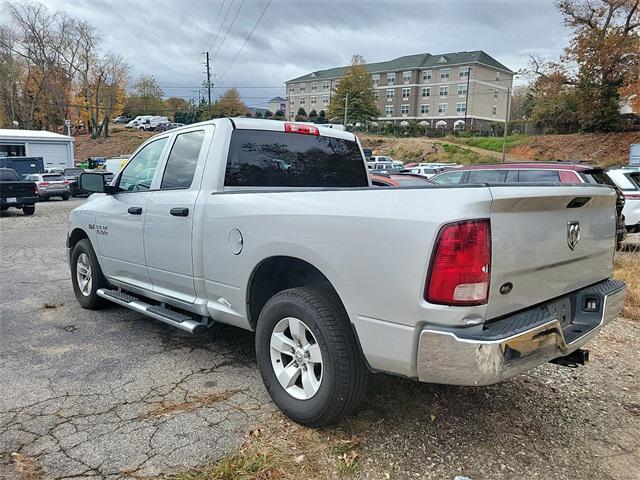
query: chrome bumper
[{"left": 417, "top": 280, "right": 626, "bottom": 386}]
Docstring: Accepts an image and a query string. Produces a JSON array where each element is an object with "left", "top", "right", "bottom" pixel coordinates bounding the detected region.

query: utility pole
[
  {"left": 501, "top": 87, "right": 511, "bottom": 163},
  {"left": 204, "top": 51, "right": 212, "bottom": 118},
  {"left": 464, "top": 66, "right": 471, "bottom": 130},
  {"left": 343, "top": 92, "right": 349, "bottom": 128}
]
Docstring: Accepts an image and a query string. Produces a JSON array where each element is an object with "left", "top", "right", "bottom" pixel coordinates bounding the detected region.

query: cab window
[
  {"left": 118, "top": 138, "right": 167, "bottom": 192},
  {"left": 467, "top": 170, "right": 508, "bottom": 183},
  {"left": 432, "top": 171, "right": 465, "bottom": 184},
  {"left": 161, "top": 130, "right": 205, "bottom": 189}
]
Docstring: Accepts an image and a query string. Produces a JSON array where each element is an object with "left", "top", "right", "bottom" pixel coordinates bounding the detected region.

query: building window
[
  {"left": 420, "top": 104, "right": 430, "bottom": 115},
  {"left": 402, "top": 87, "right": 410, "bottom": 99},
  {"left": 322, "top": 95, "right": 329, "bottom": 105},
  {"left": 299, "top": 97, "right": 305, "bottom": 105},
  {"left": 323, "top": 81, "right": 330, "bottom": 90},
  {"left": 422, "top": 70, "right": 432, "bottom": 82},
  {"left": 372, "top": 74, "right": 380, "bottom": 87},
  {"left": 386, "top": 89, "right": 394, "bottom": 100},
  {"left": 288, "top": 86, "right": 294, "bottom": 93},
  {"left": 421, "top": 87, "right": 431, "bottom": 97},
  {"left": 387, "top": 73, "right": 395, "bottom": 85},
  {"left": 310, "top": 82, "right": 317, "bottom": 92},
  {"left": 496, "top": 71, "right": 501, "bottom": 81},
  {"left": 494, "top": 89, "right": 499, "bottom": 99},
  {"left": 385, "top": 105, "right": 393, "bottom": 116},
  {"left": 458, "top": 84, "right": 467, "bottom": 96},
  {"left": 374, "top": 90, "right": 379, "bottom": 100},
  {"left": 459, "top": 66, "right": 470, "bottom": 78},
  {"left": 290, "top": 98, "right": 295, "bottom": 105},
  {"left": 456, "top": 102, "right": 466, "bottom": 114},
  {"left": 401, "top": 104, "right": 409, "bottom": 115},
  {"left": 492, "top": 105, "right": 497, "bottom": 116},
  {"left": 439, "top": 86, "right": 449, "bottom": 96},
  {"left": 438, "top": 103, "right": 448, "bottom": 114},
  {"left": 440, "top": 68, "right": 450, "bottom": 80},
  {"left": 311, "top": 96, "right": 316, "bottom": 105},
  {"left": 403, "top": 71, "right": 411, "bottom": 83},
  {"left": 300, "top": 84, "right": 306, "bottom": 92}
]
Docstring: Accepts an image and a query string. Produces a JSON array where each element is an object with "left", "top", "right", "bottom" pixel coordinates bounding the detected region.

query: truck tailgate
[
  {"left": 486, "top": 185, "right": 617, "bottom": 319},
  {"left": 0, "top": 181, "right": 35, "bottom": 198}
]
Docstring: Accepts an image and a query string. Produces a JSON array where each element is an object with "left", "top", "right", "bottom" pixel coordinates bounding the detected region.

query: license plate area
[{"left": 7, "top": 197, "right": 17, "bottom": 203}]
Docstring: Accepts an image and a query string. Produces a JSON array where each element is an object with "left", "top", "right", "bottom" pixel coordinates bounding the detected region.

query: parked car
[
  {"left": 167, "top": 122, "right": 186, "bottom": 130},
  {"left": 400, "top": 166, "right": 444, "bottom": 179},
  {"left": 362, "top": 148, "right": 373, "bottom": 161},
  {"left": 0, "top": 156, "right": 45, "bottom": 178},
  {"left": 69, "top": 119, "right": 625, "bottom": 427},
  {"left": 113, "top": 116, "right": 129, "bottom": 124},
  {"left": 370, "top": 172, "right": 434, "bottom": 187},
  {"left": 24, "top": 173, "right": 71, "bottom": 200},
  {"left": 62, "top": 167, "right": 86, "bottom": 196},
  {"left": 606, "top": 167, "right": 640, "bottom": 233},
  {"left": 430, "top": 162, "right": 627, "bottom": 247},
  {"left": 366, "top": 160, "right": 404, "bottom": 171},
  {"left": 139, "top": 116, "right": 169, "bottom": 131},
  {"left": 0, "top": 168, "right": 38, "bottom": 215},
  {"left": 126, "top": 115, "right": 153, "bottom": 128}
]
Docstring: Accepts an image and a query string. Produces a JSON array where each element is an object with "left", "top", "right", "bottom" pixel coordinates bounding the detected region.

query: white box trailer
[{"left": 0, "top": 129, "right": 74, "bottom": 170}]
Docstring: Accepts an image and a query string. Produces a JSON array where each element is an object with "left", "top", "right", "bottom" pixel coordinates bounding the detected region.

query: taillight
[
  {"left": 426, "top": 219, "right": 491, "bottom": 306},
  {"left": 63, "top": 180, "right": 69, "bottom": 185},
  {"left": 284, "top": 122, "right": 319, "bottom": 136},
  {"left": 32, "top": 184, "right": 38, "bottom": 195},
  {"left": 38, "top": 181, "right": 49, "bottom": 186}
]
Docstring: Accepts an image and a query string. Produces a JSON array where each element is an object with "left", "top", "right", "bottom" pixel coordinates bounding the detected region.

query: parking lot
[{"left": 1, "top": 199, "right": 639, "bottom": 479}]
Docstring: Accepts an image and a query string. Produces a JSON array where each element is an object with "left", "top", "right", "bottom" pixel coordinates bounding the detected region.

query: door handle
[
  {"left": 170, "top": 207, "right": 189, "bottom": 217},
  {"left": 127, "top": 206, "right": 143, "bottom": 215}
]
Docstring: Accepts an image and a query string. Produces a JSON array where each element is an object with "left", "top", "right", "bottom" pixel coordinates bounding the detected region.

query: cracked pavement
[
  {"left": 1, "top": 198, "right": 639, "bottom": 480},
  {"left": 0, "top": 199, "right": 274, "bottom": 478}
]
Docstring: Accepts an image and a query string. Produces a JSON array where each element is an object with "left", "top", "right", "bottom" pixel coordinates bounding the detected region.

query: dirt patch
[
  {"left": 614, "top": 251, "right": 640, "bottom": 321},
  {"left": 11, "top": 453, "right": 42, "bottom": 480},
  {"left": 508, "top": 131, "right": 640, "bottom": 167},
  {"left": 73, "top": 128, "right": 153, "bottom": 160},
  {"left": 140, "top": 390, "right": 242, "bottom": 420}
]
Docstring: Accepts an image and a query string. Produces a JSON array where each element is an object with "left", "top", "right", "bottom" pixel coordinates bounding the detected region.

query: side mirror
[{"left": 78, "top": 172, "right": 113, "bottom": 194}]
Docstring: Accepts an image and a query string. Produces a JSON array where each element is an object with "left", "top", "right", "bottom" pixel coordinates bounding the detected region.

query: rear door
[
  {"left": 486, "top": 185, "right": 617, "bottom": 319},
  {"left": 144, "top": 127, "right": 211, "bottom": 303}
]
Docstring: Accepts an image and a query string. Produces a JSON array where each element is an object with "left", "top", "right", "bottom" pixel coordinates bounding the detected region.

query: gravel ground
[{"left": 1, "top": 199, "right": 639, "bottom": 480}]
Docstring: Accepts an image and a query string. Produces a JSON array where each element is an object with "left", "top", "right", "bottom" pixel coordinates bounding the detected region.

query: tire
[
  {"left": 255, "top": 286, "right": 367, "bottom": 427},
  {"left": 22, "top": 205, "right": 35, "bottom": 216},
  {"left": 62, "top": 193, "right": 70, "bottom": 201},
  {"left": 70, "top": 239, "right": 110, "bottom": 309}
]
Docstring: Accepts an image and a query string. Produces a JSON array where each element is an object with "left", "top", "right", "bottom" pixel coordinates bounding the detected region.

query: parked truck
[
  {"left": 0, "top": 168, "right": 38, "bottom": 215},
  {"left": 68, "top": 119, "right": 626, "bottom": 426}
]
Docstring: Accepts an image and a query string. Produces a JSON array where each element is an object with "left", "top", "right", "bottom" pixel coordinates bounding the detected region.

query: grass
[
  {"left": 614, "top": 251, "right": 640, "bottom": 321},
  {"left": 448, "top": 134, "right": 528, "bottom": 153},
  {"left": 434, "top": 143, "right": 495, "bottom": 164},
  {"left": 170, "top": 449, "right": 284, "bottom": 480}
]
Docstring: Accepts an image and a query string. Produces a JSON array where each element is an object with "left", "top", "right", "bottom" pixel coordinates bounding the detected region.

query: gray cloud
[{"left": 39, "top": 0, "right": 569, "bottom": 108}]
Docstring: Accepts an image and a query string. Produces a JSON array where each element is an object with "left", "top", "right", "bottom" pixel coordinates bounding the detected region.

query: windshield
[
  {"left": 64, "top": 168, "right": 83, "bottom": 175},
  {"left": 0, "top": 169, "right": 19, "bottom": 181}
]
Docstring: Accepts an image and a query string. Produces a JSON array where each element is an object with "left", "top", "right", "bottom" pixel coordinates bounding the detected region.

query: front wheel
[
  {"left": 255, "top": 286, "right": 367, "bottom": 427},
  {"left": 70, "top": 239, "right": 110, "bottom": 309}
]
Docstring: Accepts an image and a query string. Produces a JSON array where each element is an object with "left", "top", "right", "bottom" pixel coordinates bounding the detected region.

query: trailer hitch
[{"left": 549, "top": 349, "right": 590, "bottom": 368}]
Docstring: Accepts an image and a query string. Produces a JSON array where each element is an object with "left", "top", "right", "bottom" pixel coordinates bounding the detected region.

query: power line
[
  {"left": 212, "top": 0, "right": 246, "bottom": 61},
  {"left": 203, "top": 0, "right": 228, "bottom": 53},
  {"left": 210, "top": 0, "right": 235, "bottom": 53},
  {"left": 219, "top": 0, "right": 272, "bottom": 82}
]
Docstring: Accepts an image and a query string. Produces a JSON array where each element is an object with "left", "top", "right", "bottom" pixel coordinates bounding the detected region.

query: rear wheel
[
  {"left": 71, "top": 239, "right": 109, "bottom": 309},
  {"left": 255, "top": 286, "right": 367, "bottom": 427},
  {"left": 22, "top": 205, "right": 35, "bottom": 216},
  {"left": 61, "top": 193, "right": 70, "bottom": 201}
]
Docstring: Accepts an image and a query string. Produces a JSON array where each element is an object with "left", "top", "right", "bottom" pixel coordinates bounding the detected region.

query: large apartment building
[{"left": 285, "top": 50, "right": 513, "bottom": 131}]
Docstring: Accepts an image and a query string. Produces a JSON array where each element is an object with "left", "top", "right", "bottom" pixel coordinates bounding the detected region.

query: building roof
[
  {"left": 286, "top": 50, "right": 513, "bottom": 83},
  {"left": 268, "top": 96, "right": 286, "bottom": 102},
  {"left": 0, "top": 129, "right": 74, "bottom": 142}
]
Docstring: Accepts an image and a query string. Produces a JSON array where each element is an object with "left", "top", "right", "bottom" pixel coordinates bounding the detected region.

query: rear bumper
[
  {"left": 1, "top": 196, "right": 38, "bottom": 207},
  {"left": 38, "top": 187, "right": 70, "bottom": 197},
  {"left": 416, "top": 279, "right": 626, "bottom": 386}
]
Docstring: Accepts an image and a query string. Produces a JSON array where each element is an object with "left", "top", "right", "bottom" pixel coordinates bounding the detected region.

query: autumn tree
[
  {"left": 125, "top": 75, "right": 165, "bottom": 116},
  {"left": 211, "top": 88, "right": 246, "bottom": 117},
  {"left": 532, "top": 0, "right": 640, "bottom": 132},
  {"left": 328, "top": 55, "right": 379, "bottom": 126}
]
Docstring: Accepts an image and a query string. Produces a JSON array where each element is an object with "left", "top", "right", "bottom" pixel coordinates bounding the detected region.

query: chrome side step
[{"left": 97, "top": 288, "right": 210, "bottom": 334}]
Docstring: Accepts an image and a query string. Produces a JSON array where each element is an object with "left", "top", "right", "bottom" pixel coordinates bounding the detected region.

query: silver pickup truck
[{"left": 68, "top": 118, "right": 626, "bottom": 427}]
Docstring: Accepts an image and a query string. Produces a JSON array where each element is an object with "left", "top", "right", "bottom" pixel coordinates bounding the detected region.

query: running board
[{"left": 97, "top": 288, "right": 209, "bottom": 334}]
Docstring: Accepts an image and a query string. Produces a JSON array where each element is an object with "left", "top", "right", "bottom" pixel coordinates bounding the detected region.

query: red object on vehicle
[
  {"left": 284, "top": 123, "right": 319, "bottom": 136},
  {"left": 38, "top": 181, "right": 49, "bottom": 187},
  {"left": 32, "top": 184, "right": 38, "bottom": 195},
  {"left": 426, "top": 219, "right": 491, "bottom": 306}
]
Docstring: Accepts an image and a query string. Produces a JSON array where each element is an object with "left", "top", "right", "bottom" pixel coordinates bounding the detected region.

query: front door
[
  {"left": 144, "top": 128, "right": 208, "bottom": 303},
  {"left": 96, "top": 137, "right": 168, "bottom": 290}
]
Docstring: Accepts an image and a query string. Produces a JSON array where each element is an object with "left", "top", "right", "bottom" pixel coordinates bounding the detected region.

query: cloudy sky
[{"left": 41, "top": 0, "right": 571, "bottom": 108}]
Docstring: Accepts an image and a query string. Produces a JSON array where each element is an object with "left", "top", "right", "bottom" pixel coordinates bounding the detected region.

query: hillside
[{"left": 73, "top": 128, "right": 154, "bottom": 160}]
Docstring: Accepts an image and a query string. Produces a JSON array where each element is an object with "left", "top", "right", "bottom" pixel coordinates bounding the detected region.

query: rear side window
[
  {"left": 518, "top": 170, "right": 560, "bottom": 183},
  {"left": 161, "top": 130, "right": 205, "bottom": 189},
  {"left": 467, "top": 170, "right": 508, "bottom": 183},
  {"left": 432, "top": 171, "right": 465, "bottom": 184},
  {"left": 224, "top": 130, "right": 368, "bottom": 188},
  {"left": 581, "top": 169, "right": 617, "bottom": 187}
]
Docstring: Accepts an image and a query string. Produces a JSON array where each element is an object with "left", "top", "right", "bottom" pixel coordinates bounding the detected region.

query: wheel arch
[
  {"left": 67, "top": 227, "right": 90, "bottom": 250},
  {"left": 246, "top": 256, "right": 342, "bottom": 330}
]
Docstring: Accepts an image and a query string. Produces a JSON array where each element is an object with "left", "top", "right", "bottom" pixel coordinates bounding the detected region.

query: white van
[
  {"left": 126, "top": 116, "right": 152, "bottom": 129},
  {"left": 139, "top": 116, "right": 169, "bottom": 131}
]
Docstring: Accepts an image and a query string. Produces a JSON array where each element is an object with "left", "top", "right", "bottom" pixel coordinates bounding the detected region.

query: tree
[
  {"left": 209, "top": 88, "right": 246, "bottom": 118},
  {"left": 328, "top": 54, "right": 379, "bottom": 125},
  {"left": 264, "top": 110, "right": 273, "bottom": 118},
  {"left": 551, "top": 0, "right": 640, "bottom": 131},
  {"left": 126, "top": 75, "right": 164, "bottom": 116},
  {"left": 165, "top": 96, "right": 188, "bottom": 113},
  {"left": 308, "top": 109, "right": 318, "bottom": 122},
  {"left": 274, "top": 109, "right": 285, "bottom": 119},
  {"left": 295, "top": 107, "right": 307, "bottom": 121}
]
